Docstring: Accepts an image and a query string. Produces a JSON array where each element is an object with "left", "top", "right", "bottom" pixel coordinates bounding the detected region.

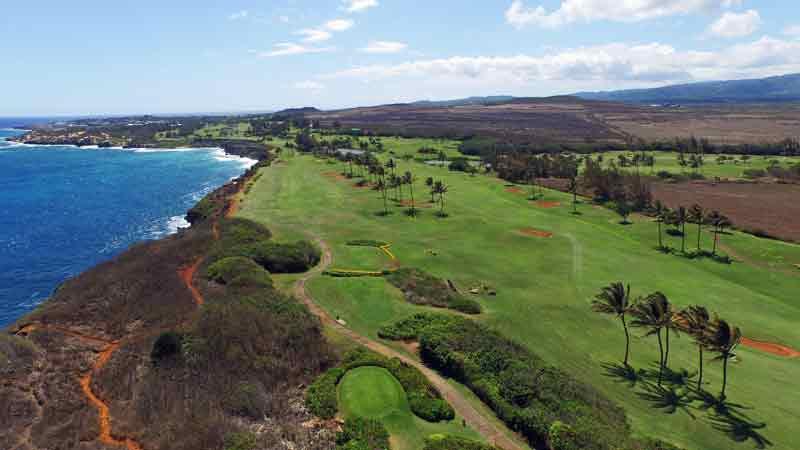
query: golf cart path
[{"left": 293, "top": 237, "right": 530, "bottom": 450}]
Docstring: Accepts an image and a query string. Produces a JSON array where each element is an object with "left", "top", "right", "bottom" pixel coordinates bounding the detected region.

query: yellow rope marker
[{"left": 380, "top": 244, "right": 397, "bottom": 261}]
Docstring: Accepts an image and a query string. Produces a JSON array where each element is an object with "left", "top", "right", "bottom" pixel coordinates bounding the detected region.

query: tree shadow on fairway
[
  {"left": 636, "top": 380, "right": 696, "bottom": 418},
  {"left": 601, "top": 362, "right": 640, "bottom": 387},
  {"left": 637, "top": 363, "right": 695, "bottom": 387},
  {"left": 708, "top": 407, "right": 772, "bottom": 448}
]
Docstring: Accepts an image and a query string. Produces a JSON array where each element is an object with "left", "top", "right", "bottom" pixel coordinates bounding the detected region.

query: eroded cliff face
[{"left": 2, "top": 162, "right": 337, "bottom": 450}]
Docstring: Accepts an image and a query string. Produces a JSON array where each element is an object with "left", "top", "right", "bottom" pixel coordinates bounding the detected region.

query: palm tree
[
  {"left": 404, "top": 171, "right": 416, "bottom": 216},
  {"left": 568, "top": 175, "right": 579, "bottom": 214},
  {"left": 705, "top": 317, "right": 741, "bottom": 400},
  {"left": 689, "top": 204, "right": 705, "bottom": 252},
  {"left": 706, "top": 211, "right": 732, "bottom": 256},
  {"left": 433, "top": 180, "right": 449, "bottom": 217},
  {"left": 653, "top": 201, "right": 668, "bottom": 249},
  {"left": 425, "top": 177, "right": 435, "bottom": 203},
  {"left": 376, "top": 179, "right": 389, "bottom": 215},
  {"left": 591, "top": 282, "right": 635, "bottom": 366},
  {"left": 676, "top": 306, "right": 711, "bottom": 391},
  {"left": 631, "top": 292, "right": 672, "bottom": 386},
  {"left": 676, "top": 206, "right": 688, "bottom": 253}
]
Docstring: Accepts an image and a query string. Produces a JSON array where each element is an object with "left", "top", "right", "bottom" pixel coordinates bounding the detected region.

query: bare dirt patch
[
  {"left": 534, "top": 201, "right": 561, "bottom": 209},
  {"left": 651, "top": 181, "right": 800, "bottom": 243},
  {"left": 505, "top": 186, "right": 525, "bottom": 195},
  {"left": 741, "top": 337, "right": 800, "bottom": 358},
  {"left": 518, "top": 228, "right": 554, "bottom": 238},
  {"left": 322, "top": 171, "right": 348, "bottom": 181},
  {"left": 399, "top": 199, "right": 433, "bottom": 208}
]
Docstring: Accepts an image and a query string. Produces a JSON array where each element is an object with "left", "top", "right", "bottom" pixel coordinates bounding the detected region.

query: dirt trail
[
  {"left": 294, "top": 237, "right": 530, "bottom": 450},
  {"left": 741, "top": 337, "right": 800, "bottom": 358},
  {"left": 179, "top": 258, "right": 205, "bottom": 306}
]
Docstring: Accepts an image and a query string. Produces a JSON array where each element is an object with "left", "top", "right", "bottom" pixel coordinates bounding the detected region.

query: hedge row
[
  {"left": 386, "top": 268, "right": 481, "bottom": 315},
  {"left": 381, "top": 313, "right": 684, "bottom": 450},
  {"left": 306, "top": 348, "right": 455, "bottom": 423},
  {"left": 323, "top": 269, "right": 391, "bottom": 278},
  {"left": 423, "top": 435, "right": 497, "bottom": 450},
  {"left": 346, "top": 239, "right": 390, "bottom": 248},
  {"left": 206, "top": 257, "right": 274, "bottom": 290},
  {"left": 335, "top": 417, "right": 390, "bottom": 450}
]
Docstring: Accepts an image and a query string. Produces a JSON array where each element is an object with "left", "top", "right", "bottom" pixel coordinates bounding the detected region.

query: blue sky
[{"left": 2, "top": 0, "right": 800, "bottom": 115}]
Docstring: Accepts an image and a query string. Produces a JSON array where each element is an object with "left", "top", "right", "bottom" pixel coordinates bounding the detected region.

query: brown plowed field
[{"left": 651, "top": 181, "right": 800, "bottom": 242}]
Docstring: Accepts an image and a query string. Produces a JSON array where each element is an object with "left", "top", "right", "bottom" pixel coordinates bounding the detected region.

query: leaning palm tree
[
  {"left": 376, "top": 179, "right": 389, "bottom": 215},
  {"left": 433, "top": 180, "right": 449, "bottom": 217},
  {"left": 630, "top": 292, "right": 672, "bottom": 385},
  {"left": 688, "top": 204, "right": 705, "bottom": 252},
  {"left": 675, "top": 306, "right": 712, "bottom": 391},
  {"left": 676, "top": 206, "right": 688, "bottom": 253},
  {"left": 425, "top": 177, "right": 435, "bottom": 203},
  {"left": 705, "top": 317, "right": 742, "bottom": 400},
  {"left": 591, "top": 282, "right": 635, "bottom": 366},
  {"left": 567, "top": 175, "right": 579, "bottom": 214}
]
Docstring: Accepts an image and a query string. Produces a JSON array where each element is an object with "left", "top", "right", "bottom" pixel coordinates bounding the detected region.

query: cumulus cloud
[
  {"left": 262, "top": 43, "right": 333, "bottom": 57},
  {"left": 228, "top": 10, "right": 249, "bottom": 21},
  {"left": 294, "top": 81, "right": 326, "bottom": 90},
  {"left": 505, "top": 0, "right": 740, "bottom": 28},
  {"left": 325, "top": 19, "right": 355, "bottom": 31},
  {"left": 784, "top": 25, "right": 800, "bottom": 38},
  {"left": 361, "top": 41, "right": 408, "bottom": 54},
  {"left": 709, "top": 10, "right": 761, "bottom": 38},
  {"left": 326, "top": 37, "right": 800, "bottom": 85},
  {"left": 344, "top": 0, "right": 378, "bottom": 13},
  {"left": 296, "top": 28, "right": 333, "bottom": 43}
]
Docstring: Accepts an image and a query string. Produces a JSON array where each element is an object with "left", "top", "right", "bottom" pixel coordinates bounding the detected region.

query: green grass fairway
[
  {"left": 592, "top": 151, "right": 800, "bottom": 179},
  {"left": 239, "top": 152, "right": 800, "bottom": 450},
  {"left": 338, "top": 366, "right": 482, "bottom": 450}
]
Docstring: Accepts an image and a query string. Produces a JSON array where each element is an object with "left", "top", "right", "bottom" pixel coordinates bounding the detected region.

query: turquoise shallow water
[{"left": 0, "top": 127, "right": 252, "bottom": 327}]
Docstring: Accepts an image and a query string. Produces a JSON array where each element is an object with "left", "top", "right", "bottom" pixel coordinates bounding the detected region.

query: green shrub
[
  {"left": 324, "top": 269, "right": 388, "bottom": 278},
  {"left": 336, "top": 417, "right": 390, "bottom": 450},
  {"left": 224, "top": 431, "right": 258, "bottom": 450},
  {"left": 222, "top": 241, "right": 321, "bottom": 274},
  {"left": 217, "top": 218, "right": 273, "bottom": 248},
  {"left": 386, "top": 268, "right": 481, "bottom": 315},
  {"left": 206, "top": 257, "right": 274, "bottom": 289},
  {"left": 306, "top": 348, "right": 454, "bottom": 422},
  {"left": 380, "top": 313, "right": 665, "bottom": 450},
  {"left": 423, "top": 434, "right": 496, "bottom": 450},
  {"left": 151, "top": 332, "right": 183, "bottom": 362},
  {"left": 346, "top": 239, "right": 389, "bottom": 247}
]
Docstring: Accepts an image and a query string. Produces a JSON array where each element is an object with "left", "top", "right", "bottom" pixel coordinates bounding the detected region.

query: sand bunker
[
  {"left": 518, "top": 228, "right": 554, "bottom": 238},
  {"left": 741, "top": 337, "right": 800, "bottom": 358}
]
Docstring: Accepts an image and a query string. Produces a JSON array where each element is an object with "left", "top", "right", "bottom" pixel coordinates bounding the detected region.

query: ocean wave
[
  {"left": 211, "top": 148, "right": 258, "bottom": 168},
  {"left": 148, "top": 215, "right": 191, "bottom": 239}
]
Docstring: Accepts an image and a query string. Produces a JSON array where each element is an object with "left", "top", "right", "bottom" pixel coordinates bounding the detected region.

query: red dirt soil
[
  {"left": 533, "top": 201, "right": 561, "bottom": 209},
  {"left": 505, "top": 186, "right": 525, "bottom": 195},
  {"left": 741, "top": 337, "right": 800, "bottom": 358},
  {"left": 518, "top": 228, "right": 554, "bottom": 238},
  {"left": 179, "top": 258, "right": 205, "bottom": 306},
  {"left": 322, "top": 171, "right": 349, "bottom": 181}
]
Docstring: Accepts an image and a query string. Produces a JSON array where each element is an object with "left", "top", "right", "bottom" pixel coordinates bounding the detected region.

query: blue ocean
[{"left": 0, "top": 125, "right": 253, "bottom": 327}]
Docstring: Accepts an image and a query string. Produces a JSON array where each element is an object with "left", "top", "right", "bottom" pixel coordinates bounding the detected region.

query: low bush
[
  {"left": 217, "top": 218, "right": 273, "bottom": 248},
  {"left": 380, "top": 313, "right": 683, "bottom": 450},
  {"left": 306, "top": 348, "right": 455, "bottom": 422},
  {"left": 151, "top": 332, "right": 183, "bottom": 362},
  {"left": 223, "top": 432, "right": 258, "bottom": 450},
  {"left": 216, "top": 240, "right": 321, "bottom": 274},
  {"left": 423, "top": 434, "right": 497, "bottom": 450},
  {"left": 206, "top": 257, "right": 274, "bottom": 289},
  {"left": 346, "top": 239, "right": 389, "bottom": 247},
  {"left": 336, "top": 417, "right": 390, "bottom": 450},
  {"left": 386, "top": 268, "right": 481, "bottom": 315},
  {"left": 323, "top": 269, "right": 389, "bottom": 278}
]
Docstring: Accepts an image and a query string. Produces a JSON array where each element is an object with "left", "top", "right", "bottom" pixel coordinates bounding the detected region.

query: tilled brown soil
[{"left": 651, "top": 181, "right": 800, "bottom": 243}]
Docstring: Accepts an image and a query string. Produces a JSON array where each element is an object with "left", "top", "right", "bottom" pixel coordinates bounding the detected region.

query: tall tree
[
  {"left": 676, "top": 306, "right": 712, "bottom": 391},
  {"left": 591, "top": 282, "right": 636, "bottom": 367},
  {"left": 631, "top": 292, "right": 672, "bottom": 386},
  {"left": 425, "top": 177, "right": 435, "bottom": 203},
  {"left": 568, "top": 174, "right": 579, "bottom": 214},
  {"left": 404, "top": 171, "right": 416, "bottom": 216},
  {"left": 677, "top": 206, "right": 688, "bottom": 253},
  {"left": 689, "top": 204, "right": 705, "bottom": 252},
  {"left": 376, "top": 179, "right": 389, "bottom": 215},
  {"left": 433, "top": 180, "right": 449, "bottom": 217},
  {"left": 705, "top": 317, "right": 742, "bottom": 400},
  {"left": 653, "top": 201, "right": 668, "bottom": 249},
  {"left": 706, "top": 211, "right": 732, "bottom": 256}
]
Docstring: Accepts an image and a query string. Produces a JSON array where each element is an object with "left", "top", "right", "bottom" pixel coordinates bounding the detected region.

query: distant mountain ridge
[{"left": 575, "top": 73, "right": 800, "bottom": 104}]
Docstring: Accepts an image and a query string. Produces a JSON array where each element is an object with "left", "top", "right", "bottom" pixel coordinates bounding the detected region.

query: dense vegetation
[
  {"left": 335, "top": 417, "right": 390, "bottom": 450},
  {"left": 422, "top": 435, "right": 497, "bottom": 450},
  {"left": 379, "top": 313, "right": 683, "bottom": 450},
  {"left": 306, "top": 347, "right": 455, "bottom": 423},
  {"left": 386, "top": 268, "right": 481, "bottom": 314}
]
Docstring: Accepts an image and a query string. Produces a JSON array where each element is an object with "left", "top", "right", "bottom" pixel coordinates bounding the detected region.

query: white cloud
[
  {"left": 344, "top": 0, "right": 378, "bottom": 13},
  {"left": 294, "top": 81, "right": 326, "bottom": 90},
  {"left": 228, "top": 10, "right": 249, "bottom": 21},
  {"left": 325, "top": 19, "right": 355, "bottom": 31},
  {"left": 784, "top": 25, "right": 800, "bottom": 38},
  {"left": 296, "top": 28, "right": 333, "bottom": 43},
  {"left": 361, "top": 41, "right": 408, "bottom": 54},
  {"left": 262, "top": 43, "right": 333, "bottom": 57},
  {"left": 505, "top": 0, "right": 740, "bottom": 28},
  {"left": 709, "top": 10, "right": 761, "bottom": 38},
  {"left": 326, "top": 37, "right": 800, "bottom": 86}
]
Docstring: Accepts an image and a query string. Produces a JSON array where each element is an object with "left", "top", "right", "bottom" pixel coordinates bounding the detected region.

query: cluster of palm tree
[
  {"left": 592, "top": 282, "right": 742, "bottom": 400},
  {"left": 652, "top": 201, "right": 732, "bottom": 256},
  {"left": 425, "top": 177, "right": 450, "bottom": 217}
]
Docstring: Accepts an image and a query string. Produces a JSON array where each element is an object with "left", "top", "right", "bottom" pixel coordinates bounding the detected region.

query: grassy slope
[
  {"left": 594, "top": 151, "right": 800, "bottom": 179},
  {"left": 339, "top": 367, "right": 481, "bottom": 450},
  {"left": 238, "top": 152, "right": 800, "bottom": 450}
]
